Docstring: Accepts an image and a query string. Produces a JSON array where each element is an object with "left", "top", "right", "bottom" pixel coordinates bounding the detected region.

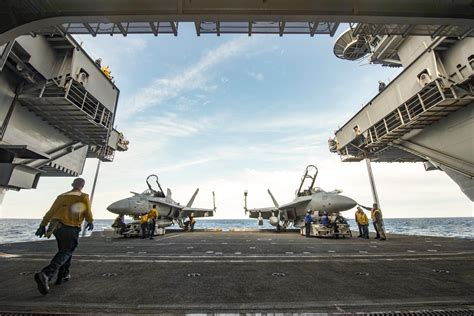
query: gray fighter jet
[
  {"left": 107, "top": 174, "right": 215, "bottom": 234},
  {"left": 244, "top": 165, "right": 356, "bottom": 231}
]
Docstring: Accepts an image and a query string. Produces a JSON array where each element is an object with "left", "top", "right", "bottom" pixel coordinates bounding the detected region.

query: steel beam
[
  {"left": 1, "top": 0, "right": 473, "bottom": 45},
  {"left": 365, "top": 158, "right": 381, "bottom": 208},
  {"left": 391, "top": 140, "right": 474, "bottom": 178}
]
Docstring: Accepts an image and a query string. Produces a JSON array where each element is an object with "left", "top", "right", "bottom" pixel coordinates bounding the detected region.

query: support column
[
  {"left": 0, "top": 188, "right": 6, "bottom": 205},
  {"left": 82, "top": 159, "right": 101, "bottom": 237},
  {"left": 365, "top": 158, "right": 381, "bottom": 208}
]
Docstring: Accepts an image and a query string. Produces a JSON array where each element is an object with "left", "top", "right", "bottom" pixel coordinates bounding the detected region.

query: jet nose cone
[
  {"left": 107, "top": 199, "right": 130, "bottom": 215},
  {"left": 335, "top": 195, "right": 357, "bottom": 211}
]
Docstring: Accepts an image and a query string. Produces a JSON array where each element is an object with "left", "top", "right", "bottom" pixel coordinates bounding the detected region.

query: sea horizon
[{"left": 0, "top": 217, "right": 472, "bottom": 244}]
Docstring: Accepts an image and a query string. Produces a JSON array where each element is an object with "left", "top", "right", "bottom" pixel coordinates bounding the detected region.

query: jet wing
[
  {"left": 278, "top": 196, "right": 313, "bottom": 210},
  {"left": 246, "top": 207, "right": 278, "bottom": 219},
  {"left": 181, "top": 207, "right": 215, "bottom": 218}
]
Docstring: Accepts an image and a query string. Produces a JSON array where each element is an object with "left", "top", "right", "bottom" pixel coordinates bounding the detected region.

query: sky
[{"left": 1, "top": 24, "right": 473, "bottom": 219}]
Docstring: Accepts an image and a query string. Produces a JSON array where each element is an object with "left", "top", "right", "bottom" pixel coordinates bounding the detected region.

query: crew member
[
  {"left": 33, "top": 178, "right": 93, "bottom": 295},
  {"left": 373, "top": 206, "right": 386, "bottom": 240},
  {"left": 139, "top": 213, "right": 148, "bottom": 239},
  {"left": 304, "top": 210, "right": 313, "bottom": 238},
  {"left": 321, "top": 211, "right": 330, "bottom": 227},
  {"left": 355, "top": 207, "right": 369, "bottom": 239},
  {"left": 378, "top": 80, "right": 386, "bottom": 92},
  {"left": 355, "top": 208, "right": 363, "bottom": 237},
  {"left": 94, "top": 58, "right": 102, "bottom": 68},
  {"left": 183, "top": 217, "right": 190, "bottom": 231},
  {"left": 189, "top": 213, "right": 196, "bottom": 232},
  {"left": 147, "top": 205, "right": 159, "bottom": 239},
  {"left": 360, "top": 203, "right": 386, "bottom": 240},
  {"left": 101, "top": 65, "right": 113, "bottom": 80},
  {"left": 112, "top": 215, "right": 126, "bottom": 234}
]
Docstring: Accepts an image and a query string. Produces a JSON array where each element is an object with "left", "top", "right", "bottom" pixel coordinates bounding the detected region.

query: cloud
[
  {"left": 165, "top": 159, "right": 473, "bottom": 220},
  {"left": 75, "top": 35, "right": 148, "bottom": 65},
  {"left": 227, "top": 112, "right": 347, "bottom": 134},
  {"left": 246, "top": 71, "right": 264, "bottom": 81},
  {"left": 123, "top": 36, "right": 253, "bottom": 115}
]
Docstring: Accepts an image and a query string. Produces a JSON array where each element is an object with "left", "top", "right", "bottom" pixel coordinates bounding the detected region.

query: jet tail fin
[
  {"left": 166, "top": 188, "right": 172, "bottom": 201},
  {"left": 267, "top": 189, "right": 279, "bottom": 208},
  {"left": 186, "top": 188, "right": 199, "bottom": 207}
]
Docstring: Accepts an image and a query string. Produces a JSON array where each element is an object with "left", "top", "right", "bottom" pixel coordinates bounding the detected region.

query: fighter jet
[
  {"left": 107, "top": 174, "right": 215, "bottom": 234},
  {"left": 244, "top": 165, "right": 356, "bottom": 231}
]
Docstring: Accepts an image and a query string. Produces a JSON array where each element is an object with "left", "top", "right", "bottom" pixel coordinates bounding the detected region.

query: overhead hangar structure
[
  {"left": 0, "top": 0, "right": 473, "bottom": 45},
  {"left": 329, "top": 29, "right": 474, "bottom": 201},
  {"left": 0, "top": 33, "right": 128, "bottom": 191}
]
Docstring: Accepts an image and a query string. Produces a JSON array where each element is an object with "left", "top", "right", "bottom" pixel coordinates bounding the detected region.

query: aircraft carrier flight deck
[{"left": 0, "top": 230, "right": 473, "bottom": 314}]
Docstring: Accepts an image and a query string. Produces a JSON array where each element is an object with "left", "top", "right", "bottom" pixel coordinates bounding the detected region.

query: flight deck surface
[{"left": 0, "top": 230, "right": 473, "bottom": 314}]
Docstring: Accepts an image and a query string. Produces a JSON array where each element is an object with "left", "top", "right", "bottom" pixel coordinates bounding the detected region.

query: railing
[
  {"left": 64, "top": 79, "right": 113, "bottom": 129},
  {"left": 336, "top": 78, "right": 472, "bottom": 161}
]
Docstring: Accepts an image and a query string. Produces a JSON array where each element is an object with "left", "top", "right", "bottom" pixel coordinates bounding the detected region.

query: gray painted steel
[
  {"left": 0, "top": 231, "right": 473, "bottom": 313},
  {"left": 245, "top": 165, "right": 357, "bottom": 230},
  {"left": 107, "top": 174, "right": 216, "bottom": 232},
  {"left": 0, "top": 0, "right": 473, "bottom": 45},
  {"left": 330, "top": 32, "right": 474, "bottom": 201},
  {"left": 0, "top": 33, "right": 127, "bottom": 191}
]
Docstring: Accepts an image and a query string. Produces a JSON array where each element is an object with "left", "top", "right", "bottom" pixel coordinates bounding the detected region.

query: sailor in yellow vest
[
  {"left": 101, "top": 65, "right": 113, "bottom": 80},
  {"left": 146, "top": 205, "right": 159, "bottom": 239},
  {"left": 355, "top": 207, "right": 369, "bottom": 239},
  {"left": 139, "top": 213, "right": 148, "bottom": 239},
  {"left": 360, "top": 203, "right": 386, "bottom": 240},
  {"left": 33, "top": 178, "right": 94, "bottom": 295},
  {"left": 355, "top": 209, "right": 363, "bottom": 237}
]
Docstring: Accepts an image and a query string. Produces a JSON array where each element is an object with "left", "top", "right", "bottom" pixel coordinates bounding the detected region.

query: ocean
[{"left": 0, "top": 217, "right": 472, "bottom": 244}]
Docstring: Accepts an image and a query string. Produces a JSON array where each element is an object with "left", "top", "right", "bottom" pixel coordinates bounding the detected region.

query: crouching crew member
[
  {"left": 33, "top": 178, "right": 94, "bottom": 295},
  {"left": 140, "top": 213, "right": 148, "bottom": 239},
  {"left": 112, "top": 215, "right": 126, "bottom": 234},
  {"left": 147, "top": 205, "right": 159, "bottom": 239}
]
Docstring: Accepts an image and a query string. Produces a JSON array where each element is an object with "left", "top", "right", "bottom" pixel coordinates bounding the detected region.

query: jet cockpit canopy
[
  {"left": 146, "top": 174, "right": 165, "bottom": 198},
  {"left": 296, "top": 165, "right": 319, "bottom": 197}
]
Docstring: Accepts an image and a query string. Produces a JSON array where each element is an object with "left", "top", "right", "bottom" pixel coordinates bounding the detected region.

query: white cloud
[
  {"left": 123, "top": 36, "right": 254, "bottom": 115},
  {"left": 166, "top": 160, "right": 473, "bottom": 221},
  {"left": 227, "top": 112, "right": 347, "bottom": 134},
  {"left": 246, "top": 71, "right": 264, "bottom": 81}
]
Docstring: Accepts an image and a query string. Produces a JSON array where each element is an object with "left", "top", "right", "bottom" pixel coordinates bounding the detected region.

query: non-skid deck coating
[{"left": 0, "top": 230, "right": 473, "bottom": 314}]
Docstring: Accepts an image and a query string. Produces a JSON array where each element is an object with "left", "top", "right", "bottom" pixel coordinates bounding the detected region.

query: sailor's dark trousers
[
  {"left": 42, "top": 225, "right": 80, "bottom": 279},
  {"left": 305, "top": 223, "right": 311, "bottom": 237},
  {"left": 362, "top": 224, "right": 369, "bottom": 239},
  {"left": 148, "top": 219, "right": 156, "bottom": 238},
  {"left": 373, "top": 222, "right": 380, "bottom": 238},
  {"left": 141, "top": 223, "right": 148, "bottom": 238}
]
